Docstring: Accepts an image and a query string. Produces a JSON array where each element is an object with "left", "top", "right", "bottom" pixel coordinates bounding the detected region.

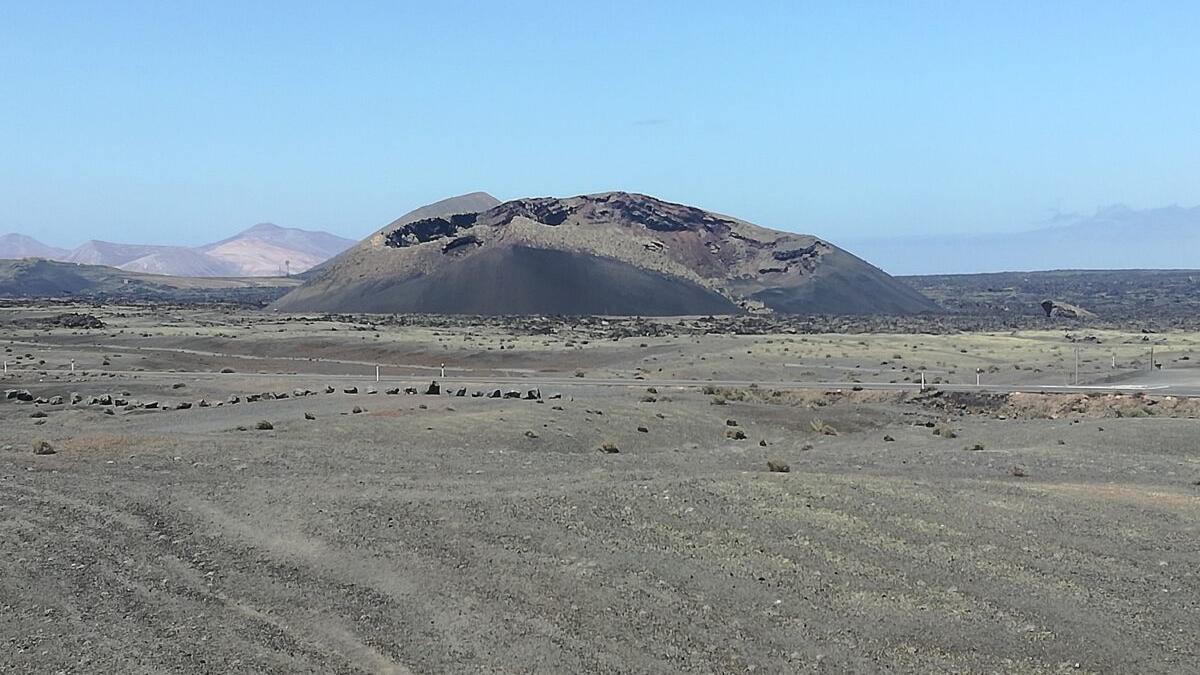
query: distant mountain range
[
  {"left": 0, "top": 224, "right": 356, "bottom": 277},
  {"left": 845, "top": 204, "right": 1200, "bottom": 275}
]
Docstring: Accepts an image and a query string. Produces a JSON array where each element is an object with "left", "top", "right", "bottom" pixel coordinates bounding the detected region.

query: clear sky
[{"left": 2, "top": 1, "right": 1198, "bottom": 247}]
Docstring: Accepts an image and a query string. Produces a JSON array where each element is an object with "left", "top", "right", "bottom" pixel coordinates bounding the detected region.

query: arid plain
[{"left": 2, "top": 304, "right": 1199, "bottom": 673}]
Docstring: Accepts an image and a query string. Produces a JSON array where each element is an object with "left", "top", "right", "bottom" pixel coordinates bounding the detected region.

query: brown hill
[{"left": 274, "top": 192, "right": 938, "bottom": 316}]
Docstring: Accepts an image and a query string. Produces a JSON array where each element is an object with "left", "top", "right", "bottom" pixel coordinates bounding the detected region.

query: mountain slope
[
  {"left": 201, "top": 223, "right": 356, "bottom": 276},
  {"left": 300, "top": 192, "right": 501, "bottom": 280},
  {"left": 275, "top": 192, "right": 937, "bottom": 316},
  {"left": 63, "top": 240, "right": 174, "bottom": 268},
  {"left": 0, "top": 234, "right": 69, "bottom": 261}
]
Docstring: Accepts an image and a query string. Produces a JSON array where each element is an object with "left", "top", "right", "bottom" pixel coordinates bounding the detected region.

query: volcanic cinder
[{"left": 274, "top": 191, "right": 938, "bottom": 316}]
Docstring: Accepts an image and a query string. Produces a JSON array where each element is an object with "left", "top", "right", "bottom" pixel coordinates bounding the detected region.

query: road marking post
[
  {"left": 920, "top": 371, "right": 926, "bottom": 391},
  {"left": 376, "top": 365, "right": 381, "bottom": 382},
  {"left": 441, "top": 363, "right": 445, "bottom": 378}
]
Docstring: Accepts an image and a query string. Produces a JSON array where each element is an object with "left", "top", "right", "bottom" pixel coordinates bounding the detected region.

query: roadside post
[{"left": 376, "top": 365, "right": 381, "bottom": 382}]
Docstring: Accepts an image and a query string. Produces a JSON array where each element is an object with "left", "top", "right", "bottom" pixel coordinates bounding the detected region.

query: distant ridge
[
  {"left": 0, "top": 224, "right": 356, "bottom": 277},
  {"left": 0, "top": 233, "right": 69, "bottom": 261},
  {"left": 846, "top": 204, "right": 1200, "bottom": 275}
]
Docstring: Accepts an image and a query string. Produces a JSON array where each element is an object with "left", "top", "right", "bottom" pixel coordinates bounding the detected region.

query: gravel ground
[{"left": 1, "top": 308, "right": 1199, "bottom": 673}]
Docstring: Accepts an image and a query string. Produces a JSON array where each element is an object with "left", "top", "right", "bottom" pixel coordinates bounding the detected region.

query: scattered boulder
[
  {"left": 488, "top": 389, "right": 502, "bottom": 398},
  {"left": 385, "top": 388, "right": 401, "bottom": 395},
  {"left": 70, "top": 392, "right": 82, "bottom": 404},
  {"left": 597, "top": 442, "right": 620, "bottom": 454},
  {"left": 47, "top": 395, "right": 63, "bottom": 406},
  {"left": 198, "top": 399, "right": 210, "bottom": 407},
  {"left": 637, "top": 426, "right": 649, "bottom": 433},
  {"left": 176, "top": 402, "right": 192, "bottom": 410},
  {"left": 32, "top": 439, "right": 55, "bottom": 455},
  {"left": 304, "top": 412, "right": 316, "bottom": 420},
  {"left": 255, "top": 420, "right": 274, "bottom": 430},
  {"left": 344, "top": 387, "right": 358, "bottom": 395},
  {"left": 228, "top": 395, "right": 240, "bottom": 405},
  {"left": 1009, "top": 465, "right": 1028, "bottom": 478},
  {"left": 1041, "top": 300, "right": 1095, "bottom": 319},
  {"left": 455, "top": 388, "right": 467, "bottom": 397},
  {"left": 525, "top": 388, "right": 541, "bottom": 400},
  {"left": 504, "top": 390, "right": 521, "bottom": 399},
  {"left": 51, "top": 313, "right": 105, "bottom": 329},
  {"left": 425, "top": 381, "right": 441, "bottom": 395},
  {"left": 726, "top": 428, "right": 747, "bottom": 440},
  {"left": 30, "top": 410, "right": 47, "bottom": 419},
  {"left": 325, "top": 386, "right": 336, "bottom": 394},
  {"left": 766, "top": 460, "right": 790, "bottom": 473},
  {"left": 404, "top": 387, "right": 418, "bottom": 395}
]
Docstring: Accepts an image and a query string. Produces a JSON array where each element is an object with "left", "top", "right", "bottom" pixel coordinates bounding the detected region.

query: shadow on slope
[{"left": 274, "top": 246, "right": 740, "bottom": 316}]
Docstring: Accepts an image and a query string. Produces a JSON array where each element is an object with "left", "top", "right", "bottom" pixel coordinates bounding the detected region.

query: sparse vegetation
[{"left": 809, "top": 418, "right": 838, "bottom": 436}]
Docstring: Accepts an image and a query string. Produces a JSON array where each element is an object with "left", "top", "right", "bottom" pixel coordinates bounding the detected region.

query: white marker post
[
  {"left": 70, "top": 359, "right": 75, "bottom": 374},
  {"left": 920, "top": 371, "right": 926, "bottom": 391},
  {"left": 976, "top": 369, "right": 981, "bottom": 387},
  {"left": 440, "top": 363, "right": 445, "bottom": 378},
  {"left": 376, "top": 365, "right": 381, "bottom": 383},
  {"left": 1074, "top": 348, "right": 1080, "bottom": 385}
]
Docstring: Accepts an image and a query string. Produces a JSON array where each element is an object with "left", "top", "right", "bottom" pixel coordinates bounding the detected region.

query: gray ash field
[{"left": 2, "top": 305, "right": 1199, "bottom": 673}]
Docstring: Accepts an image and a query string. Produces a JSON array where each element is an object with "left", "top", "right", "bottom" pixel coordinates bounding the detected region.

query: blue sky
[{"left": 1, "top": 1, "right": 1198, "bottom": 247}]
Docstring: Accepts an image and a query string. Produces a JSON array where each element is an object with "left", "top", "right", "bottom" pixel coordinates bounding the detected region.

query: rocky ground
[{"left": 1, "top": 304, "right": 1199, "bottom": 673}]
